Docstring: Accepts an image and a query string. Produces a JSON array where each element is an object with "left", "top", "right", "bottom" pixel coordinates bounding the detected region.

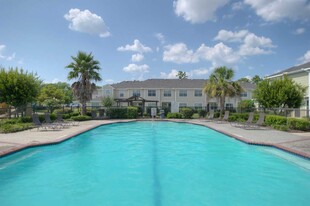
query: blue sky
[{"left": 0, "top": 0, "right": 310, "bottom": 84}]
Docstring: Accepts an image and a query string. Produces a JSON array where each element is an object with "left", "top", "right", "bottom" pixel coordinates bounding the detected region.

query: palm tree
[
  {"left": 176, "top": 71, "right": 188, "bottom": 79},
  {"left": 66, "top": 51, "right": 102, "bottom": 115},
  {"left": 203, "top": 66, "right": 242, "bottom": 116}
]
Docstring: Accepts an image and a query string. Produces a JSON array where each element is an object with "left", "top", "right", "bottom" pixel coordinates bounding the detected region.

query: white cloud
[
  {"left": 104, "top": 79, "right": 115, "bottom": 84},
  {"left": 163, "top": 42, "right": 240, "bottom": 66},
  {"left": 160, "top": 68, "right": 211, "bottom": 79},
  {"left": 163, "top": 30, "right": 274, "bottom": 67},
  {"left": 155, "top": 33, "right": 165, "bottom": 44},
  {"left": 163, "top": 43, "right": 199, "bottom": 64},
  {"left": 188, "top": 68, "right": 211, "bottom": 78},
  {"left": 214, "top": 30, "right": 249, "bottom": 42},
  {"left": 214, "top": 29, "right": 275, "bottom": 56},
  {"left": 131, "top": 53, "right": 144, "bottom": 62},
  {"left": 64, "top": 8, "right": 110, "bottom": 38},
  {"left": 197, "top": 43, "right": 241, "bottom": 66},
  {"left": 244, "top": 0, "right": 310, "bottom": 22},
  {"left": 239, "top": 33, "right": 274, "bottom": 55},
  {"left": 232, "top": 1, "right": 245, "bottom": 10},
  {"left": 294, "top": 28, "right": 305, "bottom": 35},
  {"left": 298, "top": 50, "right": 310, "bottom": 63},
  {"left": 123, "top": 64, "right": 150, "bottom": 73},
  {"left": 0, "top": 44, "right": 16, "bottom": 61},
  {"left": 117, "top": 39, "right": 152, "bottom": 53},
  {"left": 173, "top": 0, "right": 229, "bottom": 23},
  {"left": 160, "top": 69, "right": 179, "bottom": 79}
]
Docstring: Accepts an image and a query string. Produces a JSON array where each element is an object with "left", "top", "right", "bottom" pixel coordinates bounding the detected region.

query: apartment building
[
  {"left": 267, "top": 61, "right": 310, "bottom": 115},
  {"left": 89, "top": 79, "right": 255, "bottom": 112}
]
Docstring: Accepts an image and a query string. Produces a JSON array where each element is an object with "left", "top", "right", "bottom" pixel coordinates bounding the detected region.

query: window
[
  {"left": 119, "top": 91, "right": 125, "bottom": 98},
  {"left": 209, "top": 102, "right": 217, "bottom": 110},
  {"left": 179, "top": 103, "right": 187, "bottom": 108},
  {"left": 226, "top": 103, "right": 233, "bottom": 110},
  {"left": 179, "top": 90, "right": 187, "bottom": 97},
  {"left": 195, "top": 90, "right": 202, "bottom": 97},
  {"left": 105, "top": 89, "right": 111, "bottom": 96},
  {"left": 133, "top": 90, "right": 140, "bottom": 97},
  {"left": 240, "top": 92, "right": 248, "bottom": 97},
  {"left": 164, "top": 90, "right": 171, "bottom": 97},
  {"left": 194, "top": 103, "right": 203, "bottom": 109},
  {"left": 148, "top": 90, "right": 156, "bottom": 97},
  {"left": 148, "top": 102, "right": 157, "bottom": 107}
]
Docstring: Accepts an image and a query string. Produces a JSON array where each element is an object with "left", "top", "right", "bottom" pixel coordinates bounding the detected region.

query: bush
[
  {"left": 71, "top": 115, "right": 92, "bottom": 121},
  {"left": 127, "top": 107, "right": 138, "bottom": 119},
  {"left": 197, "top": 109, "right": 207, "bottom": 118},
  {"left": 20, "top": 116, "right": 32, "bottom": 123},
  {"left": 53, "top": 108, "right": 73, "bottom": 114},
  {"left": 167, "top": 112, "right": 182, "bottom": 119},
  {"left": 287, "top": 118, "right": 310, "bottom": 131},
  {"left": 228, "top": 113, "right": 249, "bottom": 122},
  {"left": 106, "top": 108, "right": 127, "bottom": 119},
  {"left": 180, "top": 107, "right": 194, "bottom": 119},
  {"left": 272, "top": 125, "right": 289, "bottom": 131},
  {"left": 265, "top": 115, "right": 287, "bottom": 126},
  {"left": 0, "top": 123, "right": 33, "bottom": 133}
]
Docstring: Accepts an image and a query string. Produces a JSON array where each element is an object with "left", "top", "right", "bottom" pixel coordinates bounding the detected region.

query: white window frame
[
  {"left": 148, "top": 90, "right": 156, "bottom": 97},
  {"left": 194, "top": 90, "right": 202, "bottom": 97},
  {"left": 179, "top": 103, "right": 187, "bottom": 108},
  {"left": 133, "top": 90, "right": 140, "bottom": 97},
  {"left": 163, "top": 90, "right": 171, "bottom": 97},
  {"left": 179, "top": 89, "right": 187, "bottom": 97},
  {"left": 194, "top": 103, "right": 203, "bottom": 109}
]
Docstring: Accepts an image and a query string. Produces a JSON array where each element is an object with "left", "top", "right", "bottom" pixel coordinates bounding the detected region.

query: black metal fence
[{"left": 0, "top": 105, "right": 309, "bottom": 119}]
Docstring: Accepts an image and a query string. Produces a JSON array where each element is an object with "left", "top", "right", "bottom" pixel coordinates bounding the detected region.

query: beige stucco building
[{"left": 89, "top": 79, "right": 255, "bottom": 113}]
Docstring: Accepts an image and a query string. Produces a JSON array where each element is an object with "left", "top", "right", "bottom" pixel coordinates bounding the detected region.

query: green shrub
[
  {"left": 71, "top": 115, "right": 92, "bottom": 121},
  {"left": 127, "top": 107, "right": 138, "bottom": 119},
  {"left": 287, "top": 118, "right": 310, "bottom": 131},
  {"left": 180, "top": 107, "right": 194, "bottom": 119},
  {"left": 228, "top": 113, "right": 249, "bottom": 122},
  {"left": 20, "top": 116, "right": 32, "bottom": 123},
  {"left": 272, "top": 125, "right": 289, "bottom": 131},
  {"left": 53, "top": 108, "right": 72, "bottom": 114},
  {"left": 167, "top": 112, "right": 182, "bottom": 119},
  {"left": 70, "top": 111, "right": 80, "bottom": 117},
  {"left": 0, "top": 123, "right": 33, "bottom": 133},
  {"left": 106, "top": 108, "right": 127, "bottom": 119},
  {"left": 197, "top": 109, "right": 207, "bottom": 118},
  {"left": 62, "top": 114, "right": 71, "bottom": 119},
  {"left": 265, "top": 115, "right": 287, "bottom": 126}
]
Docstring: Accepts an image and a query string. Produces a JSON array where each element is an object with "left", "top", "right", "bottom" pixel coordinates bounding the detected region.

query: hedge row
[{"left": 106, "top": 107, "right": 139, "bottom": 119}]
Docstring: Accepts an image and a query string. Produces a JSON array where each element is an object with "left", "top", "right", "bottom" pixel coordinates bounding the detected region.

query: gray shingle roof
[
  {"left": 111, "top": 79, "right": 255, "bottom": 90},
  {"left": 268, "top": 61, "right": 310, "bottom": 77}
]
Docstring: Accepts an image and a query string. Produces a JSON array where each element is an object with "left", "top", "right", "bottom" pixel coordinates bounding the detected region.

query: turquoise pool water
[{"left": 0, "top": 121, "right": 309, "bottom": 206}]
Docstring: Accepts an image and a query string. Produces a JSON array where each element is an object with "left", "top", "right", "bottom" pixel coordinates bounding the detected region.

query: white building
[{"left": 89, "top": 79, "right": 255, "bottom": 112}]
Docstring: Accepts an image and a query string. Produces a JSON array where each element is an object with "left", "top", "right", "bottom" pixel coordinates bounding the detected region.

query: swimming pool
[{"left": 0, "top": 121, "right": 309, "bottom": 205}]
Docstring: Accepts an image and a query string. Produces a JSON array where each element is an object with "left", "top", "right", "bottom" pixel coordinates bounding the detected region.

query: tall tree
[
  {"left": 237, "top": 77, "right": 250, "bottom": 83},
  {"left": 203, "top": 66, "right": 242, "bottom": 115},
  {"left": 0, "top": 67, "right": 41, "bottom": 118},
  {"left": 54, "top": 82, "right": 74, "bottom": 104},
  {"left": 251, "top": 75, "right": 263, "bottom": 85},
  {"left": 176, "top": 71, "right": 188, "bottom": 79},
  {"left": 66, "top": 51, "right": 102, "bottom": 115},
  {"left": 37, "top": 84, "right": 65, "bottom": 113},
  {"left": 254, "top": 76, "right": 306, "bottom": 111}
]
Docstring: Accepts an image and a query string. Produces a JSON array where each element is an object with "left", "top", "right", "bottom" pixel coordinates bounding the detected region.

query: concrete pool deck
[{"left": 0, "top": 119, "right": 310, "bottom": 159}]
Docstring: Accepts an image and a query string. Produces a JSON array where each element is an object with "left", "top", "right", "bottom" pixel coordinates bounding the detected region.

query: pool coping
[{"left": 0, "top": 119, "right": 309, "bottom": 160}]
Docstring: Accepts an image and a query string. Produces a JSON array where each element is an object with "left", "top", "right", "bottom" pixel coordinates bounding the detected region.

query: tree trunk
[
  {"left": 7, "top": 105, "right": 11, "bottom": 119},
  {"left": 81, "top": 102, "right": 87, "bottom": 115},
  {"left": 220, "top": 96, "right": 225, "bottom": 117}
]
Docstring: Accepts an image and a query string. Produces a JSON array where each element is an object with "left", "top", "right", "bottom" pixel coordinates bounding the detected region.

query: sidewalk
[{"left": 0, "top": 119, "right": 310, "bottom": 159}]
